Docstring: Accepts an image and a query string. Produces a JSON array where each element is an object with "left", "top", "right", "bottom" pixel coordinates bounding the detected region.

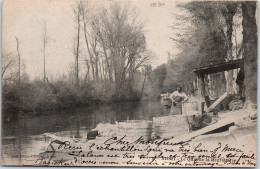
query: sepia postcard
[{"left": 1, "top": 0, "right": 258, "bottom": 167}]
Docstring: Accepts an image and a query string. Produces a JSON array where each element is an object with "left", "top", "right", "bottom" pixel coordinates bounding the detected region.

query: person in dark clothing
[{"left": 236, "top": 68, "right": 245, "bottom": 98}]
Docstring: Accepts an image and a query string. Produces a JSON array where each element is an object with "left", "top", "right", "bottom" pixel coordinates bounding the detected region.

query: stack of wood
[{"left": 228, "top": 98, "right": 244, "bottom": 111}]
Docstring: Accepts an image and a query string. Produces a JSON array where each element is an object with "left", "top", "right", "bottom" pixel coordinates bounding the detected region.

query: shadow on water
[
  {"left": 1, "top": 100, "right": 167, "bottom": 165},
  {"left": 2, "top": 100, "right": 164, "bottom": 137}
]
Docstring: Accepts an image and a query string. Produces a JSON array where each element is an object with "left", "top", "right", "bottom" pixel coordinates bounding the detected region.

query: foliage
[
  {"left": 3, "top": 0, "right": 257, "bottom": 120},
  {"left": 2, "top": 1, "right": 151, "bottom": 119},
  {"left": 76, "top": 1, "right": 150, "bottom": 95},
  {"left": 2, "top": 80, "right": 116, "bottom": 118},
  {"left": 143, "top": 1, "right": 243, "bottom": 97}
]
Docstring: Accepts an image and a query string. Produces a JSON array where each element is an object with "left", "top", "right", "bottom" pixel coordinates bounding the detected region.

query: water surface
[{"left": 2, "top": 100, "right": 169, "bottom": 165}]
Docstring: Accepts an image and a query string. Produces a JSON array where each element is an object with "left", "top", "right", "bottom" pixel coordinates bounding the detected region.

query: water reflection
[{"left": 2, "top": 100, "right": 168, "bottom": 165}]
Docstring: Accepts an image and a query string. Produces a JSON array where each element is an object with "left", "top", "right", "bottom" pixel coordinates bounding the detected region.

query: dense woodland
[
  {"left": 2, "top": 1, "right": 257, "bottom": 118},
  {"left": 143, "top": 1, "right": 257, "bottom": 102}
]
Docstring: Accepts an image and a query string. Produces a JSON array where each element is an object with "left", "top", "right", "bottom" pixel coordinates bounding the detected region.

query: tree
[
  {"left": 41, "top": 21, "right": 49, "bottom": 83},
  {"left": 169, "top": 1, "right": 242, "bottom": 97},
  {"left": 98, "top": 2, "right": 147, "bottom": 93},
  {"left": 2, "top": 47, "right": 16, "bottom": 83},
  {"left": 80, "top": 1, "right": 94, "bottom": 81},
  {"left": 93, "top": 11, "right": 113, "bottom": 81},
  {"left": 72, "top": 2, "right": 82, "bottom": 86},
  {"left": 70, "top": 1, "right": 149, "bottom": 100},
  {"left": 221, "top": 2, "right": 238, "bottom": 94},
  {"left": 141, "top": 65, "right": 152, "bottom": 94},
  {"left": 242, "top": 1, "right": 257, "bottom": 104},
  {"left": 16, "top": 37, "right": 21, "bottom": 85}
]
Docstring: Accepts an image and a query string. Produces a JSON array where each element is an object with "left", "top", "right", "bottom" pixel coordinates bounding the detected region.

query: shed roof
[{"left": 193, "top": 59, "right": 244, "bottom": 76}]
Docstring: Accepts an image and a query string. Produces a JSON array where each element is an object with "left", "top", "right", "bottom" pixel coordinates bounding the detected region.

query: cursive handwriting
[{"left": 27, "top": 137, "right": 256, "bottom": 167}]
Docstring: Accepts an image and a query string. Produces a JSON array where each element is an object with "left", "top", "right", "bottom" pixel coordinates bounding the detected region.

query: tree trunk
[
  {"left": 99, "top": 36, "right": 113, "bottom": 81},
  {"left": 16, "top": 37, "right": 21, "bottom": 85},
  {"left": 102, "top": 61, "right": 107, "bottom": 81},
  {"left": 242, "top": 1, "right": 257, "bottom": 104},
  {"left": 142, "top": 67, "right": 147, "bottom": 95},
  {"left": 75, "top": 6, "right": 80, "bottom": 86},
  {"left": 95, "top": 59, "right": 99, "bottom": 81},
  {"left": 82, "top": 11, "right": 95, "bottom": 82},
  {"left": 99, "top": 61, "right": 103, "bottom": 80},
  {"left": 85, "top": 60, "right": 90, "bottom": 82},
  {"left": 223, "top": 3, "right": 237, "bottom": 94},
  {"left": 91, "top": 60, "right": 95, "bottom": 81}
]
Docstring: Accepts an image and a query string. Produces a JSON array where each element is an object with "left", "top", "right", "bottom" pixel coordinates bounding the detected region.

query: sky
[{"left": 2, "top": 0, "right": 181, "bottom": 80}]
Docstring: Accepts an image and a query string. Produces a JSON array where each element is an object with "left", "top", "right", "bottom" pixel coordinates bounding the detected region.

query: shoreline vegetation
[
  {"left": 2, "top": 80, "right": 145, "bottom": 119},
  {"left": 2, "top": 1, "right": 257, "bottom": 122}
]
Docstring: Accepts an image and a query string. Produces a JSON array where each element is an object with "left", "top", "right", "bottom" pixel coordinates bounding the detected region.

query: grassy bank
[{"left": 2, "top": 80, "right": 142, "bottom": 120}]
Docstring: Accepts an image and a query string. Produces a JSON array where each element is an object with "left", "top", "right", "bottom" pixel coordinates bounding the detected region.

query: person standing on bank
[{"left": 169, "top": 86, "right": 188, "bottom": 115}]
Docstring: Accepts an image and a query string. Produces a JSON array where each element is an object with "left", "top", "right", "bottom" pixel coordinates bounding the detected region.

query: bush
[{"left": 2, "top": 79, "right": 142, "bottom": 119}]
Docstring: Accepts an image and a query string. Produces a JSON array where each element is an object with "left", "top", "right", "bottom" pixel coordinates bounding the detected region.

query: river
[{"left": 1, "top": 100, "right": 170, "bottom": 165}]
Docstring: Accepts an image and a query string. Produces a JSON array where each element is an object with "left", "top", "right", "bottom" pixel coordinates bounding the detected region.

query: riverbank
[
  {"left": 2, "top": 81, "right": 143, "bottom": 120},
  {"left": 3, "top": 118, "right": 256, "bottom": 167},
  {"left": 2, "top": 100, "right": 162, "bottom": 138}
]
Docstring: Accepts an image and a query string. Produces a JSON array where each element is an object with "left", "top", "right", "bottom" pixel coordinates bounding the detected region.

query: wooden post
[
  {"left": 205, "top": 92, "right": 228, "bottom": 113},
  {"left": 197, "top": 74, "right": 205, "bottom": 115},
  {"left": 166, "top": 109, "right": 251, "bottom": 146}
]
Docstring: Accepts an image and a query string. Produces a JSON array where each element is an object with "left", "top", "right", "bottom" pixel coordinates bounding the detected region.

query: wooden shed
[{"left": 193, "top": 59, "right": 244, "bottom": 114}]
